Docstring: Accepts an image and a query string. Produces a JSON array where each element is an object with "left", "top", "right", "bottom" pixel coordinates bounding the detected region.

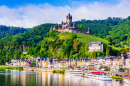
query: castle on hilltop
[{"left": 50, "top": 13, "right": 91, "bottom": 34}]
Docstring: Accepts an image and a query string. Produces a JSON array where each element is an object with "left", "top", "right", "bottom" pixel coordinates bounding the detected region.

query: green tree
[
  {"left": 78, "top": 25, "right": 85, "bottom": 31},
  {"left": 106, "top": 46, "right": 110, "bottom": 56},
  {"left": 108, "top": 36, "right": 112, "bottom": 45}
]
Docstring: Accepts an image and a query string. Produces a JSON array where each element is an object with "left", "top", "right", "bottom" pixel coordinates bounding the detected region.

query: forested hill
[
  {"left": 0, "top": 16, "right": 130, "bottom": 64},
  {"left": 27, "top": 31, "right": 120, "bottom": 59},
  {"left": 0, "top": 23, "right": 55, "bottom": 64},
  {"left": 75, "top": 16, "right": 130, "bottom": 39},
  {"left": 109, "top": 20, "right": 130, "bottom": 45},
  {"left": 0, "top": 25, "right": 27, "bottom": 40}
]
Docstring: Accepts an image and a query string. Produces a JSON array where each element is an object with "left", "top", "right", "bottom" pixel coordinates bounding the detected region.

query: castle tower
[
  {"left": 66, "top": 13, "right": 72, "bottom": 25},
  {"left": 87, "top": 27, "right": 91, "bottom": 34},
  {"left": 73, "top": 23, "right": 76, "bottom": 27}
]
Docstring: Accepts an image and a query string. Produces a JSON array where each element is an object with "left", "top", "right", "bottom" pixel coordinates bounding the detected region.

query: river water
[{"left": 0, "top": 70, "right": 124, "bottom": 86}]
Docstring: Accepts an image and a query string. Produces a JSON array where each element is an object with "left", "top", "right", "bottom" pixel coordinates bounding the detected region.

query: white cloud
[{"left": 0, "top": 0, "right": 130, "bottom": 28}]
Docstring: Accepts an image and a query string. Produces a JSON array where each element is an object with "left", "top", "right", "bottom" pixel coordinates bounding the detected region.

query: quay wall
[
  {"left": 23, "top": 67, "right": 52, "bottom": 72},
  {"left": 23, "top": 67, "right": 62, "bottom": 72}
]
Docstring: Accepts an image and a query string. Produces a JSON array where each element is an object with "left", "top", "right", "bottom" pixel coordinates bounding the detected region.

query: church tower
[{"left": 66, "top": 13, "right": 72, "bottom": 25}]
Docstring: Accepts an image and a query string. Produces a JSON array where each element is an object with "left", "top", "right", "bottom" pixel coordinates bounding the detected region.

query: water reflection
[{"left": 0, "top": 70, "right": 124, "bottom": 86}]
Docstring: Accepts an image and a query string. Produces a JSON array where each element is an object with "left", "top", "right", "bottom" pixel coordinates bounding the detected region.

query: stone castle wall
[{"left": 50, "top": 13, "right": 91, "bottom": 34}]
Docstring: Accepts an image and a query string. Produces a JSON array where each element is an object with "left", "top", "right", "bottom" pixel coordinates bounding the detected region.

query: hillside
[
  {"left": 0, "top": 16, "right": 130, "bottom": 64},
  {"left": 0, "top": 23, "right": 55, "bottom": 64},
  {"left": 0, "top": 25, "right": 27, "bottom": 40},
  {"left": 27, "top": 31, "right": 121, "bottom": 60},
  {"left": 74, "top": 16, "right": 130, "bottom": 48},
  {"left": 109, "top": 20, "right": 130, "bottom": 45},
  {"left": 75, "top": 16, "right": 130, "bottom": 41},
  {"left": 58, "top": 32, "right": 109, "bottom": 44},
  {"left": 75, "top": 17, "right": 124, "bottom": 39}
]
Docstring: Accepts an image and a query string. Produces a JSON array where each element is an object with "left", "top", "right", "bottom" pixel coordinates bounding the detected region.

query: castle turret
[
  {"left": 61, "top": 21, "right": 63, "bottom": 24},
  {"left": 73, "top": 23, "right": 76, "bottom": 27},
  {"left": 87, "top": 27, "right": 91, "bottom": 34},
  {"left": 66, "top": 13, "right": 72, "bottom": 25}
]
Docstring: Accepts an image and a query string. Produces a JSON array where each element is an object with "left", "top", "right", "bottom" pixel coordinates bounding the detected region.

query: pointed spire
[
  {"left": 62, "top": 21, "right": 63, "bottom": 24},
  {"left": 68, "top": 13, "right": 70, "bottom": 16}
]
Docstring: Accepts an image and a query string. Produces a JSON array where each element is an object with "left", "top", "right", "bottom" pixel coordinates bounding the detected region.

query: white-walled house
[{"left": 88, "top": 42, "right": 103, "bottom": 52}]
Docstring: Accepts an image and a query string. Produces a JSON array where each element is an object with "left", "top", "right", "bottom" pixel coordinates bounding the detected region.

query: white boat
[
  {"left": 85, "top": 73, "right": 112, "bottom": 81},
  {"left": 124, "top": 78, "right": 130, "bottom": 85},
  {"left": 94, "top": 75, "right": 101, "bottom": 79},
  {"left": 85, "top": 74, "right": 94, "bottom": 78},
  {"left": 99, "top": 76, "right": 112, "bottom": 81},
  {"left": 65, "top": 70, "right": 83, "bottom": 76}
]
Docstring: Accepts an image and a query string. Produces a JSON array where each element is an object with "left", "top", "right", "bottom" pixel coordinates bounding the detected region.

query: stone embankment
[
  {"left": 23, "top": 67, "right": 61, "bottom": 72},
  {"left": 23, "top": 67, "right": 62, "bottom": 72}
]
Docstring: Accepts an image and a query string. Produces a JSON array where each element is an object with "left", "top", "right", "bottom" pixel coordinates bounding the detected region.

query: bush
[
  {"left": 53, "top": 70, "right": 56, "bottom": 73},
  {"left": 99, "top": 66, "right": 102, "bottom": 70},
  {"left": 53, "top": 68, "right": 65, "bottom": 74},
  {"left": 72, "top": 67, "right": 74, "bottom": 70},
  {"left": 119, "top": 68, "right": 124, "bottom": 72}
]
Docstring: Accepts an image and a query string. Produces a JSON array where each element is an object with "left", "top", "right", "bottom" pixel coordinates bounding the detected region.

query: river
[{"left": 0, "top": 70, "right": 124, "bottom": 86}]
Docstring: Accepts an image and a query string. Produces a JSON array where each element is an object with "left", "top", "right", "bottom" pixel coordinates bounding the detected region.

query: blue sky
[
  {"left": 0, "top": 0, "right": 119, "bottom": 8},
  {"left": 0, "top": 0, "right": 129, "bottom": 28}
]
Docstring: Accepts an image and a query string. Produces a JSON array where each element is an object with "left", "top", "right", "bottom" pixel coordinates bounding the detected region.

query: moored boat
[
  {"left": 65, "top": 70, "right": 83, "bottom": 76},
  {"left": 124, "top": 77, "right": 130, "bottom": 85},
  {"left": 85, "top": 71, "right": 112, "bottom": 81},
  {"left": 99, "top": 76, "right": 112, "bottom": 81}
]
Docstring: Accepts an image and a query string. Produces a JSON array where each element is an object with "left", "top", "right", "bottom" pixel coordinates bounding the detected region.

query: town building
[
  {"left": 88, "top": 42, "right": 103, "bottom": 52},
  {"left": 53, "top": 59, "right": 60, "bottom": 69},
  {"left": 125, "top": 59, "right": 130, "bottom": 67},
  {"left": 86, "top": 59, "right": 91, "bottom": 68},
  {"left": 59, "top": 58, "right": 69, "bottom": 68},
  {"left": 121, "top": 52, "right": 130, "bottom": 59},
  {"left": 50, "top": 13, "right": 91, "bottom": 34},
  {"left": 119, "top": 59, "right": 126, "bottom": 67},
  {"left": 70, "top": 59, "right": 77, "bottom": 67},
  {"left": 111, "top": 57, "right": 122, "bottom": 71},
  {"left": 77, "top": 59, "right": 83, "bottom": 67},
  {"left": 87, "top": 59, "right": 97, "bottom": 70},
  {"left": 23, "top": 50, "right": 27, "bottom": 54}
]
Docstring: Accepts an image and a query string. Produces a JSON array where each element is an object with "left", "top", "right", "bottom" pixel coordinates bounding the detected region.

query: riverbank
[
  {"left": 23, "top": 67, "right": 56, "bottom": 72},
  {"left": 0, "top": 66, "right": 23, "bottom": 71}
]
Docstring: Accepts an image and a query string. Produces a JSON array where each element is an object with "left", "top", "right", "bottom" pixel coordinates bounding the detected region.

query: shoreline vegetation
[
  {"left": 53, "top": 68, "right": 65, "bottom": 74},
  {"left": 0, "top": 66, "right": 23, "bottom": 71},
  {"left": 112, "top": 76, "right": 124, "bottom": 80}
]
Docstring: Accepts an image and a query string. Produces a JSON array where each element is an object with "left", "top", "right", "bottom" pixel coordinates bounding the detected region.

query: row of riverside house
[
  {"left": 7, "top": 56, "right": 130, "bottom": 71},
  {"left": 7, "top": 53, "right": 130, "bottom": 72}
]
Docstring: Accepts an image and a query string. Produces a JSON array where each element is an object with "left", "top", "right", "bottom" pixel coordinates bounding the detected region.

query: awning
[{"left": 91, "top": 71, "right": 105, "bottom": 74}]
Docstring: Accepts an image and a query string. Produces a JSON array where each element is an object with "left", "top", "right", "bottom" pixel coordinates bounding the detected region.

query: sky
[{"left": 0, "top": 0, "right": 130, "bottom": 28}]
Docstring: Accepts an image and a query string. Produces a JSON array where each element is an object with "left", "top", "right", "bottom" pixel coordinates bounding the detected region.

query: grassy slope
[
  {"left": 77, "top": 33, "right": 122, "bottom": 50},
  {"left": 58, "top": 32, "right": 121, "bottom": 50},
  {"left": 77, "top": 33, "right": 109, "bottom": 44}
]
